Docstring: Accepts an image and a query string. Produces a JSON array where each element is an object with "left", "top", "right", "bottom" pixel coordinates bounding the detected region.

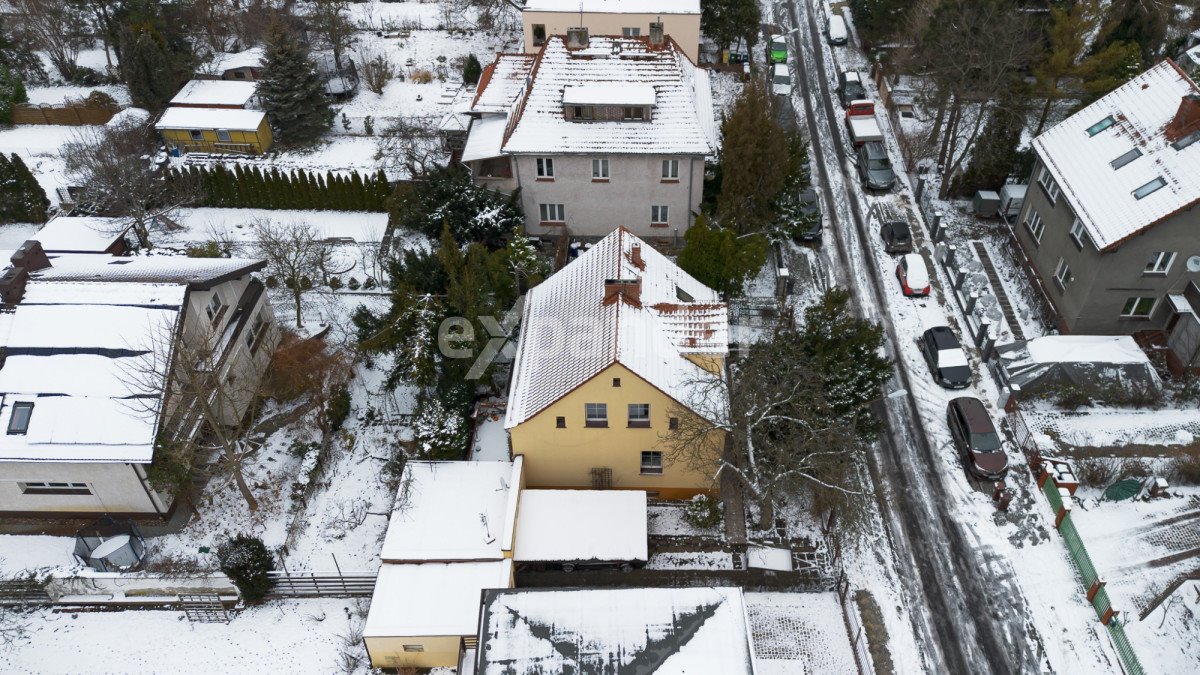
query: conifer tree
[
  {"left": 258, "top": 20, "right": 334, "bottom": 147},
  {"left": 9, "top": 153, "right": 47, "bottom": 222},
  {"left": 373, "top": 169, "right": 390, "bottom": 210},
  {"left": 234, "top": 164, "right": 250, "bottom": 206},
  {"left": 350, "top": 172, "right": 366, "bottom": 210}
]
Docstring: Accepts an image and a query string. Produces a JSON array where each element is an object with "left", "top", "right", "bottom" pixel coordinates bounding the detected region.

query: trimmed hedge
[{"left": 175, "top": 165, "right": 390, "bottom": 211}]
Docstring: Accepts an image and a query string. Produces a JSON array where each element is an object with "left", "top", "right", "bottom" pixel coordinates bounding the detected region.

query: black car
[
  {"left": 791, "top": 188, "right": 822, "bottom": 242},
  {"left": 879, "top": 218, "right": 912, "bottom": 254},
  {"left": 947, "top": 397, "right": 1009, "bottom": 480},
  {"left": 836, "top": 70, "right": 867, "bottom": 107},
  {"left": 919, "top": 326, "right": 971, "bottom": 389}
]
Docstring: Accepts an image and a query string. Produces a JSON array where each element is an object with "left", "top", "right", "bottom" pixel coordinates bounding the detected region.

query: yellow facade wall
[
  {"left": 509, "top": 363, "right": 723, "bottom": 499},
  {"left": 522, "top": 11, "right": 701, "bottom": 61},
  {"left": 364, "top": 635, "right": 462, "bottom": 669},
  {"left": 160, "top": 117, "right": 272, "bottom": 154}
]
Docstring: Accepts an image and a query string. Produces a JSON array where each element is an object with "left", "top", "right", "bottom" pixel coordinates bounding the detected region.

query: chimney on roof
[
  {"left": 567, "top": 27, "right": 589, "bottom": 50},
  {"left": 0, "top": 267, "right": 29, "bottom": 309},
  {"left": 649, "top": 21, "right": 664, "bottom": 48},
  {"left": 603, "top": 277, "right": 642, "bottom": 308},
  {"left": 1166, "top": 93, "right": 1200, "bottom": 143},
  {"left": 10, "top": 240, "right": 50, "bottom": 273},
  {"left": 630, "top": 243, "right": 645, "bottom": 270}
]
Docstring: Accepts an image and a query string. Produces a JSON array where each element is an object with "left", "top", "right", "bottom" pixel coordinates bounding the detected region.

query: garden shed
[{"left": 995, "top": 335, "right": 1163, "bottom": 398}]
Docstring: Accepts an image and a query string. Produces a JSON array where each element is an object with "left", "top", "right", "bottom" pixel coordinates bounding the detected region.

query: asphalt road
[{"left": 779, "top": 1, "right": 1040, "bottom": 672}]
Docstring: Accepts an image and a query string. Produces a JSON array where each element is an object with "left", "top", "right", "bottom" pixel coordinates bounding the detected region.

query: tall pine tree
[{"left": 258, "top": 20, "right": 334, "bottom": 147}]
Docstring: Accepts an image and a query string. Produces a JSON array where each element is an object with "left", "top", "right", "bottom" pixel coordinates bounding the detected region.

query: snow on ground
[
  {"left": 1024, "top": 404, "right": 1200, "bottom": 450},
  {"left": 746, "top": 592, "right": 857, "bottom": 673},
  {"left": 1, "top": 599, "right": 368, "bottom": 675},
  {"left": 470, "top": 414, "right": 510, "bottom": 461},
  {"left": 22, "top": 84, "right": 131, "bottom": 107},
  {"left": 1129, "top": 579, "right": 1200, "bottom": 673},
  {"left": 0, "top": 223, "right": 42, "bottom": 250},
  {"left": 645, "top": 551, "right": 734, "bottom": 570},
  {"left": 165, "top": 208, "right": 390, "bottom": 245},
  {"left": 0, "top": 126, "right": 74, "bottom": 207},
  {"left": 647, "top": 502, "right": 722, "bottom": 538}
]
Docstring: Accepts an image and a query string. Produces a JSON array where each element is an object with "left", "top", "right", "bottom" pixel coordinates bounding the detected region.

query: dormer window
[
  {"left": 1086, "top": 115, "right": 1115, "bottom": 136},
  {"left": 676, "top": 285, "right": 694, "bottom": 302},
  {"left": 573, "top": 105, "right": 594, "bottom": 120},
  {"left": 1133, "top": 177, "right": 1166, "bottom": 200},
  {"left": 623, "top": 106, "right": 645, "bottom": 121}
]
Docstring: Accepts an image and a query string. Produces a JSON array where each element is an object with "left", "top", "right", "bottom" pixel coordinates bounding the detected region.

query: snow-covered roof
[
  {"left": 170, "top": 80, "right": 257, "bottom": 107},
  {"left": 380, "top": 459, "right": 523, "bottom": 562},
  {"left": 33, "top": 254, "right": 265, "bottom": 289},
  {"left": 562, "top": 83, "right": 656, "bottom": 106},
  {"left": 505, "top": 228, "right": 728, "bottom": 428},
  {"left": 995, "top": 335, "right": 1162, "bottom": 395},
  {"left": 1032, "top": 60, "right": 1200, "bottom": 250},
  {"left": 0, "top": 282, "right": 185, "bottom": 463},
  {"left": 471, "top": 54, "right": 535, "bottom": 114},
  {"left": 461, "top": 115, "right": 508, "bottom": 162},
  {"left": 476, "top": 587, "right": 756, "bottom": 674},
  {"left": 522, "top": 0, "right": 700, "bottom": 13},
  {"left": 155, "top": 106, "right": 266, "bottom": 132},
  {"left": 513, "top": 490, "right": 648, "bottom": 562},
  {"left": 32, "top": 217, "right": 130, "bottom": 253},
  {"left": 207, "top": 48, "right": 264, "bottom": 73},
  {"left": 1021, "top": 335, "right": 1149, "bottom": 365},
  {"left": 364, "top": 560, "right": 513, "bottom": 638},
  {"left": 499, "top": 36, "right": 714, "bottom": 155}
]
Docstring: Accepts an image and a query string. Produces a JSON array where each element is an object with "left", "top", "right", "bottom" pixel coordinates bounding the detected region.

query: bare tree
[
  {"left": 359, "top": 46, "right": 396, "bottom": 95},
  {"left": 376, "top": 117, "right": 443, "bottom": 177},
  {"left": 61, "top": 119, "right": 199, "bottom": 248},
  {"left": 11, "top": 0, "right": 88, "bottom": 81},
  {"left": 306, "top": 0, "right": 356, "bottom": 70},
  {"left": 254, "top": 218, "right": 333, "bottom": 328}
]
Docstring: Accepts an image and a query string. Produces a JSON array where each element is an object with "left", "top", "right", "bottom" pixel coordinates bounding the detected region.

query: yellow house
[
  {"left": 504, "top": 227, "right": 729, "bottom": 499},
  {"left": 520, "top": 0, "right": 702, "bottom": 62},
  {"left": 155, "top": 106, "right": 272, "bottom": 155}
]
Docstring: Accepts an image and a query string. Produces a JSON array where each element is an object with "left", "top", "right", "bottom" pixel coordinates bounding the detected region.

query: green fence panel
[
  {"left": 1107, "top": 623, "right": 1145, "bottom": 675},
  {"left": 1092, "top": 586, "right": 1112, "bottom": 618},
  {"left": 1059, "top": 518, "right": 1099, "bottom": 587},
  {"left": 1042, "top": 478, "right": 1064, "bottom": 511}
]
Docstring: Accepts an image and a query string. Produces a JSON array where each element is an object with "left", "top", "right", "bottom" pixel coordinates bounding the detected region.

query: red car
[{"left": 896, "top": 253, "right": 930, "bottom": 296}]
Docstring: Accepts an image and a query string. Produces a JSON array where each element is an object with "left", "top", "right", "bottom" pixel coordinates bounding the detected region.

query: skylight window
[
  {"left": 7, "top": 402, "right": 33, "bottom": 435},
  {"left": 1086, "top": 116, "right": 1116, "bottom": 136},
  {"left": 676, "top": 285, "right": 694, "bottom": 303},
  {"left": 1110, "top": 148, "right": 1141, "bottom": 169},
  {"left": 1133, "top": 177, "right": 1166, "bottom": 200},
  {"left": 1172, "top": 129, "right": 1200, "bottom": 151}
]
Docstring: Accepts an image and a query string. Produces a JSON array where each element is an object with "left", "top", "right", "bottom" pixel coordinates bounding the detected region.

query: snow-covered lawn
[
  {"left": 470, "top": 413, "right": 510, "bottom": 461},
  {"left": 645, "top": 551, "right": 734, "bottom": 570},
  {"left": 1128, "top": 579, "right": 1200, "bottom": 674},
  {"left": 1023, "top": 404, "right": 1200, "bottom": 450},
  {"left": 746, "top": 592, "right": 857, "bottom": 673},
  {"left": 1, "top": 599, "right": 368, "bottom": 675},
  {"left": 164, "top": 208, "right": 390, "bottom": 246}
]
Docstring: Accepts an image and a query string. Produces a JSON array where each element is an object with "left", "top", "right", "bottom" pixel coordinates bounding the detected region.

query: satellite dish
[{"left": 1187, "top": 256, "right": 1200, "bottom": 273}]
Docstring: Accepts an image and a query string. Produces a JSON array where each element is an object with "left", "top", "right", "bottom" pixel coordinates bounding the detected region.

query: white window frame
[
  {"left": 661, "top": 159, "right": 679, "bottom": 180},
  {"left": 1069, "top": 218, "right": 1087, "bottom": 249},
  {"left": 189, "top": 129, "right": 204, "bottom": 141},
  {"left": 535, "top": 157, "right": 554, "bottom": 178},
  {"left": 591, "top": 158, "right": 609, "bottom": 179},
  {"left": 651, "top": 205, "right": 669, "bottom": 225},
  {"left": 622, "top": 27, "right": 641, "bottom": 37},
  {"left": 1053, "top": 257, "right": 1072, "bottom": 289},
  {"left": 539, "top": 203, "right": 565, "bottom": 223},
  {"left": 215, "top": 129, "right": 232, "bottom": 143},
  {"left": 640, "top": 451, "right": 663, "bottom": 475},
  {"left": 1145, "top": 251, "right": 1176, "bottom": 275},
  {"left": 1038, "top": 166, "right": 1060, "bottom": 204},
  {"left": 19, "top": 481, "right": 91, "bottom": 496},
  {"left": 1025, "top": 210, "right": 1045, "bottom": 243},
  {"left": 585, "top": 402, "right": 608, "bottom": 427},
  {"left": 1120, "top": 296, "right": 1157, "bottom": 319},
  {"left": 627, "top": 403, "right": 650, "bottom": 427},
  {"left": 206, "top": 292, "right": 225, "bottom": 324}
]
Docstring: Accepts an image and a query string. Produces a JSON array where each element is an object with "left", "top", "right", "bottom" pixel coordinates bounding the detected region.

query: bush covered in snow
[
  {"left": 411, "top": 394, "right": 470, "bottom": 460},
  {"left": 216, "top": 534, "right": 276, "bottom": 604},
  {"left": 387, "top": 164, "right": 522, "bottom": 245},
  {"left": 685, "top": 494, "right": 723, "bottom": 529}
]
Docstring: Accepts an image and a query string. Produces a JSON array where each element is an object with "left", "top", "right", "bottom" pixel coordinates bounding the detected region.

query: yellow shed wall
[
  {"left": 364, "top": 635, "right": 462, "bottom": 669},
  {"left": 522, "top": 11, "right": 701, "bottom": 61},
  {"left": 160, "top": 117, "right": 272, "bottom": 154},
  {"left": 509, "top": 363, "right": 722, "bottom": 498}
]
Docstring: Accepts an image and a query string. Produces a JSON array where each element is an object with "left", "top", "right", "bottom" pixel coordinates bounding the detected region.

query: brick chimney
[
  {"left": 10, "top": 240, "right": 50, "bottom": 273},
  {"left": 1166, "top": 93, "right": 1200, "bottom": 143},
  {"left": 629, "top": 243, "right": 645, "bottom": 270},
  {"left": 567, "top": 27, "right": 589, "bottom": 50},
  {"left": 649, "top": 21, "right": 665, "bottom": 48},
  {"left": 603, "top": 278, "right": 642, "bottom": 308},
  {"left": 0, "top": 267, "right": 29, "bottom": 308}
]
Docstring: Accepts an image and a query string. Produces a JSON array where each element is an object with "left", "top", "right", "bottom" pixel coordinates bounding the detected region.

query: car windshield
[
  {"left": 868, "top": 157, "right": 892, "bottom": 171},
  {"left": 938, "top": 348, "right": 968, "bottom": 368},
  {"left": 772, "top": 40, "right": 786, "bottom": 51},
  {"left": 774, "top": 74, "right": 790, "bottom": 85},
  {"left": 971, "top": 431, "right": 1002, "bottom": 453}
]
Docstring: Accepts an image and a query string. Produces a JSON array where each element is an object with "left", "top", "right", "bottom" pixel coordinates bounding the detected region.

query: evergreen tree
[
  {"left": 388, "top": 165, "right": 522, "bottom": 245},
  {"left": 351, "top": 172, "right": 367, "bottom": 210},
  {"left": 0, "top": 154, "right": 14, "bottom": 222},
  {"left": 463, "top": 53, "right": 482, "bottom": 85},
  {"left": 8, "top": 153, "right": 48, "bottom": 222},
  {"left": 258, "top": 20, "right": 334, "bottom": 147},
  {"left": 850, "top": 0, "right": 912, "bottom": 49},
  {"left": 0, "top": 66, "right": 27, "bottom": 126},
  {"left": 717, "top": 78, "right": 793, "bottom": 234},
  {"left": 372, "top": 169, "right": 390, "bottom": 210},
  {"left": 234, "top": 164, "right": 250, "bottom": 206},
  {"left": 676, "top": 215, "right": 768, "bottom": 297},
  {"left": 118, "top": 24, "right": 194, "bottom": 112},
  {"left": 954, "top": 91, "right": 1028, "bottom": 198},
  {"left": 702, "top": 0, "right": 761, "bottom": 51}
]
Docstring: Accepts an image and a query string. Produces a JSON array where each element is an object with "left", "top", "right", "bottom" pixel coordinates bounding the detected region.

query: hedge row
[{"left": 173, "top": 164, "right": 391, "bottom": 212}]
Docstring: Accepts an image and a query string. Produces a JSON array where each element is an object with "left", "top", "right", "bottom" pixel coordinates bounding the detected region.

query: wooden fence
[{"left": 13, "top": 103, "right": 118, "bottom": 126}]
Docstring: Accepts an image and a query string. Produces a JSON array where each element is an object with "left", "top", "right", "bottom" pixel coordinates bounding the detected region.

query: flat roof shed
[{"left": 513, "top": 489, "right": 648, "bottom": 563}]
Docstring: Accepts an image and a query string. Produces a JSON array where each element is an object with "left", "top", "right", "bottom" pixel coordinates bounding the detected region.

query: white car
[
  {"left": 827, "top": 15, "right": 848, "bottom": 45},
  {"left": 772, "top": 63, "right": 792, "bottom": 96},
  {"left": 896, "top": 253, "right": 930, "bottom": 297}
]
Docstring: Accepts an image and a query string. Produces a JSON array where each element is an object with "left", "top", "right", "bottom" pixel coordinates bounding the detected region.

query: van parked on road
[
  {"left": 827, "top": 15, "right": 848, "bottom": 45},
  {"left": 772, "top": 63, "right": 792, "bottom": 96},
  {"left": 770, "top": 34, "right": 788, "bottom": 63}
]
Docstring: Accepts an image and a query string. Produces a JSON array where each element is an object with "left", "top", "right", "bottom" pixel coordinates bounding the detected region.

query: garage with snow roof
[
  {"left": 995, "top": 335, "right": 1163, "bottom": 398},
  {"left": 514, "top": 489, "right": 648, "bottom": 571}
]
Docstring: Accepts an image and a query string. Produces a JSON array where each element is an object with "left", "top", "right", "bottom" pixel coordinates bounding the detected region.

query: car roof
[
  {"left": 773, "top": 63, "right": 788, "bottom": 75},
  {"left": 950, "top": 397, "right": 995, "bottom": 433},
  {"left": 927, "top": 326, "right": 960, "bottom": 348},
  {"left": 863, "top": 141, "right": 888, "bottom": 158},
  {"left": 901, "top": 253, "right": 927, "bottom": 271},
  {"left": 842, "top": 71, "right": 862, "bottom": 83}
]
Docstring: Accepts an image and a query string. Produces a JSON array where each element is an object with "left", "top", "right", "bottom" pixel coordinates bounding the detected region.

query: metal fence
[
  {"left": 835, "top": 574, "right": 874, "bottom": 675},
  {"left": 1038, "top": 470, "right": 1145, "bottom": 674},
  {"left": 265, "top": 571, "right": 376, "bottom": 598}
]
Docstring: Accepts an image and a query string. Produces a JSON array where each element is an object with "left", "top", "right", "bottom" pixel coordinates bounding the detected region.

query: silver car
[{"left": 857, "top": 141, "right": 896, "bottom": 191}]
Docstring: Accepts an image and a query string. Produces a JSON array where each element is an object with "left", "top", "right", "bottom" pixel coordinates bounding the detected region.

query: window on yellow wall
[
  {"left": 216, "top": 129, "right": 232, "bottom": 142},
  {"left": 628, "top": 403, "right": 650, "bottom": 428},
  {"left": 189, "top": 129, "right": 203, "bottom": 141},
  {"left": 556, "top": 416, "right": 566, "bottom": 428},
  {"left": 585, "top": 403, "right": 607, "bottom": 427},
  {"left": 640, "top": 451, "right": 663, "bottom": 475},
  {"left": 402, "top": 645, "right": 424, "bottom": 652}
]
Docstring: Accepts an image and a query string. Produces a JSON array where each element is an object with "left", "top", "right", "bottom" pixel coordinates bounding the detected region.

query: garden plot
[
  {"left": 1022, "top": 404, "right": 1200, "bottom": 451},
  {"left": 746, "top": 591, "right": 857, "bottom": 673}
]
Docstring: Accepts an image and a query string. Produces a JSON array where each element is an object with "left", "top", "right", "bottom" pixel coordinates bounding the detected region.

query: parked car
[
  {"left": 791, "top": 187, "right": 822, "bottom": 242},
  {"left": 947, "top": 397, "right": 1009, "bottom": 480},
  {"left": 837, "top": 70, "right": 867, "bottom": 107},
  {"left": 896, "top": 253, "right": 930, "bottom": 296},
  {"left": 920, "top": 326, "right": 971, "bottom": 389},
  {"left": 827, "top": 15, "right": 848, "bottom": 45},
  {"left": 844, "top": 99, "right": 882, "bottom": 145},
  {"left": 770, "top": 34, "right": 788, "bottom": 63},
  {"left": 873, "top": 203, "right": 913, "bottom": 253},
  {"left": 772, "top": 63, "right": 792, "bottom": 96},
  {"left": 856, "top": 141, "right": 896, "bottom": 191}
]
